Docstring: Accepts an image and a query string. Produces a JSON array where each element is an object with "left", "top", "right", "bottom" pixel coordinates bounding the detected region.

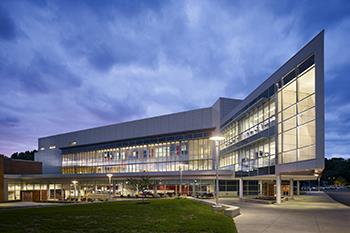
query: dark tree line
[
  {"left": 321, "top": 158, "right": 350, "bottom": 185},
  {"left": 10, "top": 150, "right": 37, "bottom": 161}
]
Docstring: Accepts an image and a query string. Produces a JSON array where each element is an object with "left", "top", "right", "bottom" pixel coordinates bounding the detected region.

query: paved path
[
  {"left": 326, "top": 190, "right": 350, "bottom": 206},
  {"left": 0, "top": 201, "right": 65, "bottom": 210},
  {"left": 220, "top": 192, "right": 350, "bottom": 233}
]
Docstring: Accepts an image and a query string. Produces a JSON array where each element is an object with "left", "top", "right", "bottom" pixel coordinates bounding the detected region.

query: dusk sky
[{"left": 0, "top": 0, "right": 349, "bottom": 158}]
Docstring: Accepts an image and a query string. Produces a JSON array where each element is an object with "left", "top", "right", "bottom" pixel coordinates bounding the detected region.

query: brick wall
[
  {"left": 0, "top": 155, "right": 42, "bottom": 202},
  {"left": 0, "top": 156, "right": 4, "bottom": 202},
  {"left": 2, "top": 155, "right": 42, "bottom": 175}
]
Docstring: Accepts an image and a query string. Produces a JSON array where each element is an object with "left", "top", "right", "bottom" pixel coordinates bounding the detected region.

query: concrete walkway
[
  {"left": 0, "top": 201, "right": 65, "bottom": 209},
  {"left": 220, "top": 192, "right": 350, "bottom": 233}
]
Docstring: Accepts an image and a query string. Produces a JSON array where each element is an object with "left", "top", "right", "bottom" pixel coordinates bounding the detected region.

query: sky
[{"left": 0, "top": 0, "right": 350, "bottom": 158}]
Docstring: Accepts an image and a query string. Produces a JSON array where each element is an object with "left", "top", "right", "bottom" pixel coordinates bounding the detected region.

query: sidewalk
[
  {"left": 0, "top": 201, "right": 65, "bottom": 210},
  {"left": 220, "top": 192, "right": 350, "bottom": 233}
]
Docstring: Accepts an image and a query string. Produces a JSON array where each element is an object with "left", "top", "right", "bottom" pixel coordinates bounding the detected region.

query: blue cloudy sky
[{"left": 0, "top": 0, "right": 349, "bottom": 158}]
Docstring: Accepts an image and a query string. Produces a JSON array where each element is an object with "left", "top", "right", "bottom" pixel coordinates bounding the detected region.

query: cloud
[
  {"left": 0, "top": 6, "right": 17, "bottom": 41},
  {"left": 0, "top": 0, "right": 349, "bottom": 159}
]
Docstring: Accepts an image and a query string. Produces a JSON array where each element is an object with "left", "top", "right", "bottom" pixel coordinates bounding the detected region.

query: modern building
[{"left": 1, "top": 31, "right": 324, "bottom": 204}]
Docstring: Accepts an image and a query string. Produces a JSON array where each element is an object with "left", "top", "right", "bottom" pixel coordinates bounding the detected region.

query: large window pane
[
  {"left": 298, "top": 145, "right": 315, "bottom": 161},
  {"left": 283, "top": 128, "right": 297, "bottom": 151},
  {"left": 282, "top": 81, "right": 296, "bottom": 110},
  {"left": 298, "top": 66, "right": 315, "bottom": 100},
  {"left": 298, "top": 121, "right": 315, "bottom": 148},
  {"left": 282, "top": 105, "right": 296, "bottom": 121},
  {"left": 282, "top": 150, "right": 297, "bottom": 163},
  {"left": 283, "top": 116, "right": 296, "bottom": 132},
  {"left": 298, "top": 94, "right": 315, "bottom": 112},
  {"left": 298, "top": 107, "right": 315, "bottom": 125}
]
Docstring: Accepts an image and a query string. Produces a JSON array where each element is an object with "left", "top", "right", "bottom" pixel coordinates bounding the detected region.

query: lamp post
[
  {"left": 209, "top": 135, "right": 225, "bottom": 207},
  {"left": 107, "top": 174, "right": 113, "bottom": 199},
  {"left": 179, "top": 166, "right": 183, "bottom": 196},
  {"left": 314, "top": 173, "right": 320, "bottom": 192},
  {"left": 72, "top": 180, "right": 78, "bottom": 201}
]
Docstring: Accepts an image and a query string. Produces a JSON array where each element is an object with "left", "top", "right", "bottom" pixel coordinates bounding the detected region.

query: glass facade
[
  {"left": 220, "top": 137, "right": 275, "bottom": 175},
  {"left": 221, "top": 99, "right": 275, "bottom": 149},
  {"left": 62, "top": 138, "right": 212, "bottom": 174},
  {"left": 220, "top": 55, "right": 317, "bottom": 174},
  {"left": 7, "top": 184, "right": 21, "bottom": 201},
  {"left": 277, "top": 64, "right": 316, "bottom": 164},
  {"left": 220, "top": 94, "right": 276, "bottom": 176}
]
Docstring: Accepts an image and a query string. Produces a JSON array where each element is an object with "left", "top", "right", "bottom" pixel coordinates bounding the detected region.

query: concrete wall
[
  {"left": 38, "top": 107, "right": 214, "bottom": 150},
  {"left": 0, "top": 156, "right": 4, "bottom": 202},
  {"left": 35, "top": 150, "right": 61, "bottom": 174}
]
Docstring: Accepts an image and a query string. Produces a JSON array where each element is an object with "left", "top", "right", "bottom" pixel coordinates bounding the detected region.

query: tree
[
  {"left": 126, "top": 175, "right": 152, "bottom": 201},
  {"left": 11, "top": 150, "right": 37, "bottom": 161},
  {"left": 321, "top": 158, "right": 350, "bottom": 185}
]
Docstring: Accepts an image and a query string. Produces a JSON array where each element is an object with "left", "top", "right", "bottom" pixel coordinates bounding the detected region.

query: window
[
  {"left": 298, "top": 66, "right": 315, "bottom": 100},
  {"left": 283, "top": 116, "right": 296, "bottom": 132},
  {"left": 277, "top": 60, "right": 316, "bottom": 164},
  {"left": 298, "top": 94, "right": 315, "bottom": 112},
  {"left": 298, "top": 145, "right": 315, "bottom": 161},
  {"left": 282, "top": 81, "right": 296, "bottom": 110},
  {"left": 298, "top": 121, "right": 315, "bottom": 148},
  {"left": 282, "top": 105, "right": 296, "bottom": 121},
  {"left": 283, "top": 128, "right": 297, "bottom": 151},
  {"left": 282, "top": 150, "right": 297, "bottom": 163},
  {"left": 298, "top": 107, "right": 315, "bottom": 125}
]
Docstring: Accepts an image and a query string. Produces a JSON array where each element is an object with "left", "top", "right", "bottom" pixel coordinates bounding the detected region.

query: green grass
[{"left": 0, "top": 199, "right": 237, "bottom": 233}]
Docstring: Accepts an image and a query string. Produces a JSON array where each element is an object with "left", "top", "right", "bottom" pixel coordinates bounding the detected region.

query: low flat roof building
[{"left": 2, "top": 31, "right": 324, "bottom": 203}]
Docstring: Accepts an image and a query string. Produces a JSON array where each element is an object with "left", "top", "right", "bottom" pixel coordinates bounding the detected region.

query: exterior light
[
  {"left": 107, "top": 174, "right": 113, "bottom": 199},
  {"left": 209, "top": 134, "right": 225, "bottom": 207},
  {"left": 209, "top": 136, "right": 225, "bottom": 141},
  {"left": 72, "top": 180, "right": 78, "bottom": 200}
]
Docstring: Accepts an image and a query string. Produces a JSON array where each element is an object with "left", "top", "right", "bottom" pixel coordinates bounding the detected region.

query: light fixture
[
  {"left": 209, "top": 136, "right": 225, "bottom": 141},
  {"left": 209, "top": 134, "right": 225, "bottom": 207}
]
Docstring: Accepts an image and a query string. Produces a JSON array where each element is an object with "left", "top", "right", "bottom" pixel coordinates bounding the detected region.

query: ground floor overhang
[
  {"left": 4, "top": 170, "right": 236, "bottom": 183},
  {"left": 4, "top": 169, "right": 319, "bottom": 184},
  {"left": 240, "top": 174, "right": 319, "bottom": 181}
]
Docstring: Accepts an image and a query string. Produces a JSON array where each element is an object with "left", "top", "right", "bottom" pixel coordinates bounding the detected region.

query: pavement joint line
[
  {"left": 261, "top": 209, "right": 284, "bottom": 233},
  {"left": 314, "top": 214, "right": 322, "bottom": 233}
]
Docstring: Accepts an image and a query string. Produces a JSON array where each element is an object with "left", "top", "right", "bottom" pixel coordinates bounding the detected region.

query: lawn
[{"left": 0, "top": 199, "right": 237, "bottom": 233}]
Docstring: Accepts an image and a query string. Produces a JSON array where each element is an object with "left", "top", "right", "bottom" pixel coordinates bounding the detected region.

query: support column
[
  {"left": 276, "top": 175, "right": 281, "bottom": 204},
  {"left": 289, "top": 179, "right": 294, "bottom": 198},
  {"left": 258, "top": 180, "right": 263, "bottom": 197},
  {"left": 77, "top": 185, "right": 81, "bottom": 201},
  {"left": 112, "top": 181, "right": 116, "bottom": 196},
  {"left": 192, "top": 182, "right": 196, "bottom": 197},
  {"left": 53, "top": 184, "right": 56, "bottom": 200},
  {"left": 122, "top": 182, "right": 124, "bottom": 196},
  {"left": 296, "top": 181, "right": 300, "bottom": 195},
  {"left": 153, "top": 180, "right": 157, "bottom": 196},
  {"left": 239, "top": 178, "right": 243, "bottom": 199}
]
